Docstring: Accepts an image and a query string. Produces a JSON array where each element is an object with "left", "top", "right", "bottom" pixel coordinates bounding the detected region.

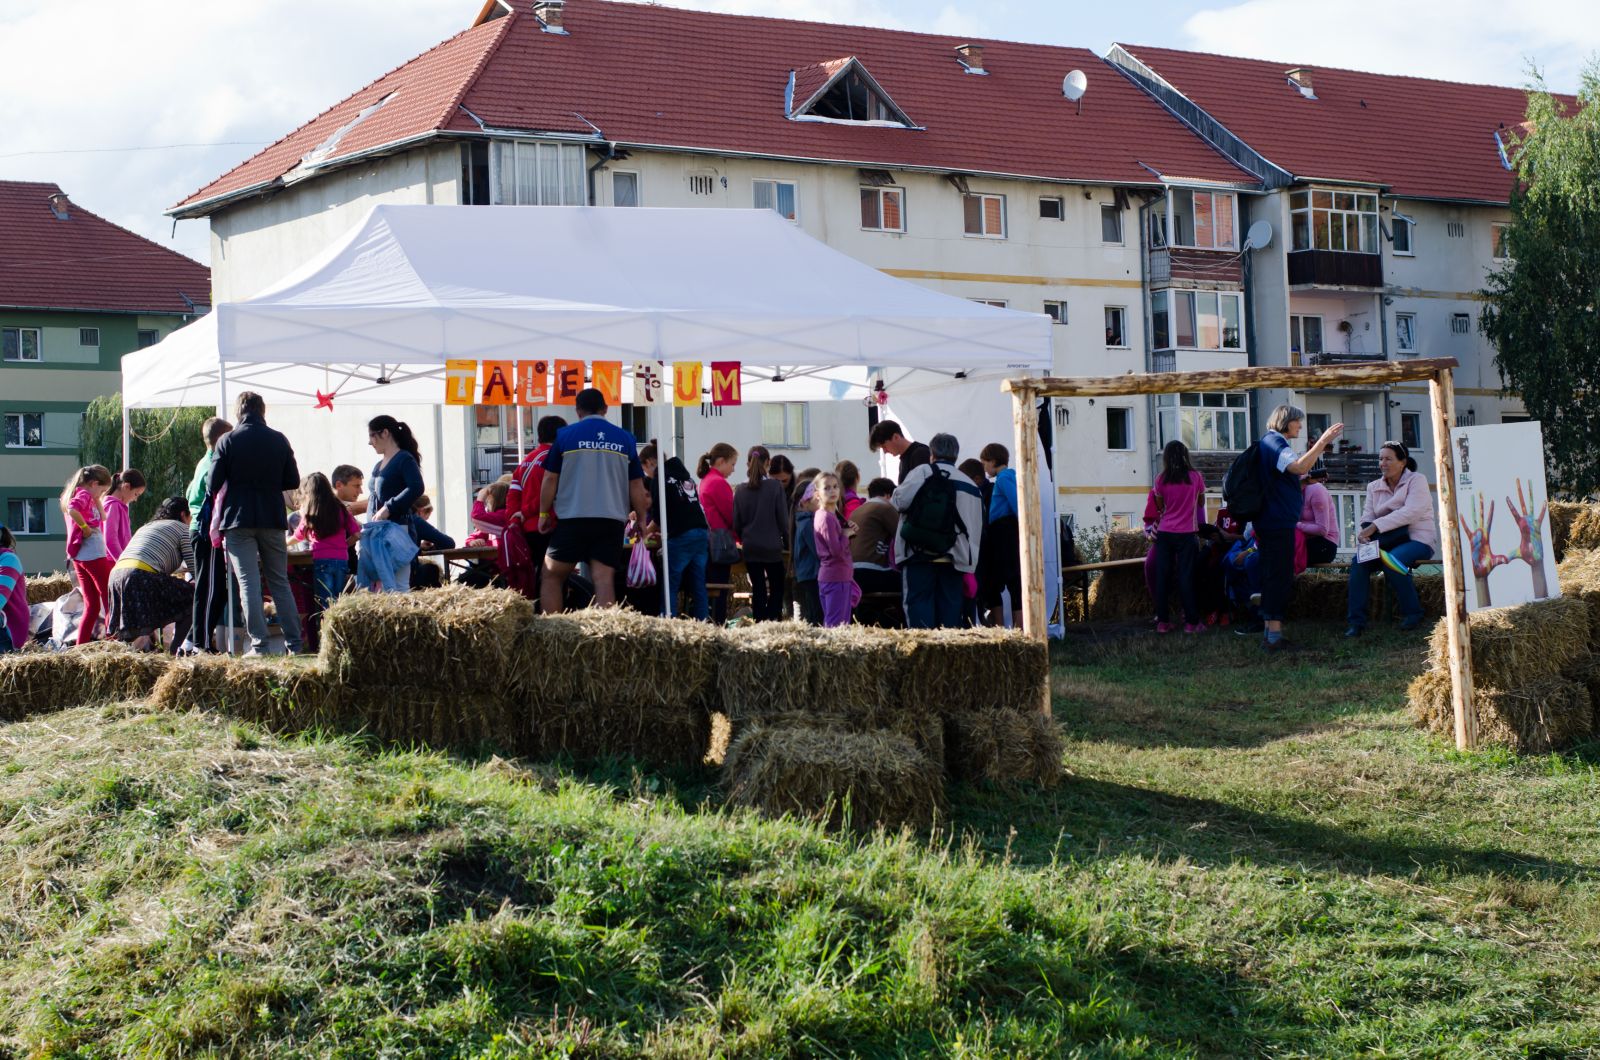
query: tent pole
[
  {"left": 1010, "top": 382, "right": 1051, "bottom": 715},
  {"left": 1429, "top": 368, "right": 1477, "bottom": 750},
  {"left": 514, "top": 405, "right": 525, "bottom": 463},
  {"left": 655, "top": 397, "right": 672, "bottom": 619},
  {"left": 218, "top": 359, "right": 235, "bottom": 656},
  {"left": 120, "top": 402, "right": 131, "bottom": 473}
]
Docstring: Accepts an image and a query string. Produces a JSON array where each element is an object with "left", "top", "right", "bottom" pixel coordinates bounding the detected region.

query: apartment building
[{"left": 1, "top": 181, "right": 210, "bottom": 572}]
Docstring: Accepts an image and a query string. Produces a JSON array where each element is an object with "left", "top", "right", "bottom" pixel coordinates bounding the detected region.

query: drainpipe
[
  {"left": 1138, "top": 193, "right": 1158, "bottom": 484},
  {"left": 587, "top": 142, "right": 619, "bottom": 205},
  {"left": 1241, "top": 198, "right": 1261, "bottom": 437}
]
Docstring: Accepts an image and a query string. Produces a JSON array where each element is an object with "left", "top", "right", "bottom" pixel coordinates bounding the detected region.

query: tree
[
  {"left": 80, "top": 395, "right": 216, "bottom": 530},
  {"left": 1481, "top": 60, "right": 1600, "bottom": 498}
]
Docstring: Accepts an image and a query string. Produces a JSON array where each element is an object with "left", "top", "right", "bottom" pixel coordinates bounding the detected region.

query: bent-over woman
[
  {"left": 1345, "top": 440, "right": 1437, "bottom": 636},
  {"left": 107, "top": 496, "right": 195, "bottom": 651}
]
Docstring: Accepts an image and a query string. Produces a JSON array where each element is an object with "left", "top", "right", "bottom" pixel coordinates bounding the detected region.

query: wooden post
[
  {"left": 1429, "top": 368, "right": 1478, "bottom": 750},
  {"left": 1010, "top": 384, "right": 1051, "bottom": 716}
]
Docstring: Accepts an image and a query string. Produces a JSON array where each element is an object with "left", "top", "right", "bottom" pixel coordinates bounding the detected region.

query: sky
[{"left": 1, "top": 0, "right": 1592, "bottom": 270}]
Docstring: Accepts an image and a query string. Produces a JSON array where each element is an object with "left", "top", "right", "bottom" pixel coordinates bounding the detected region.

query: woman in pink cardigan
[
  {"left": 1297, "top": 463, "right": 1341, "bottom": 565},
  {"left": 1345, "top": 441, "right": 1437, "bottom": 636}
]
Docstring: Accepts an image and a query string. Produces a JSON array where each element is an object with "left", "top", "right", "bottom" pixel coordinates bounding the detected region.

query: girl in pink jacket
[{"left": 61, "top": 465, "right": 114, "bottom": 644}]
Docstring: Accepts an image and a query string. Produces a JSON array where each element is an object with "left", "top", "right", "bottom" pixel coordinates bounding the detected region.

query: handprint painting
[{"left": 1452, "top": 421, "right": 1561, "bottom": 612}]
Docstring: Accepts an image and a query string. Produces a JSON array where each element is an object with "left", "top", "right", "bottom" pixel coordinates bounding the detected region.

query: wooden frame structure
[{"left": 1005, "top": 356, "right": 1480, "bottom": 750}]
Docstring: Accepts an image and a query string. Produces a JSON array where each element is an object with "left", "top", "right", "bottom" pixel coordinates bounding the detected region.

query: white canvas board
[{"left": 1451, "top": 421, "right": 1559, "bottom": 612}]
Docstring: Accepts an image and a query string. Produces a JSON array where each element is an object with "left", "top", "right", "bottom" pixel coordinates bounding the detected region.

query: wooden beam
[
  {"left": 1004, "top": 357, "right": 1460, "bottom": 398},
  {"left": 1429, "top": 368, "right": 1478, "bottom": 751},
  {"left": 1010, "top": 385, "right": 1051, "bottom": 716}
]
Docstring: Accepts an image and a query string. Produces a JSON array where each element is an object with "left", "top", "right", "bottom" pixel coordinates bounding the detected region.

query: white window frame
[
  {"left": 1104, "top": 306, "right": 1128, "bottom": 348},
  {"left": 962, "top": 192, "right": 1006, "bottom": 239},
  {"left": 1156, "top": 392, "right": 1251, "bottom": 451},
  {"left": 1290, "top": 314, "right": 1325, "bottom": 361},
  {"left": 1039, "top": 196, "right": 1064, "bottom": 221},
  {"left": 5, "top": 497, "right": 47, "bottom": 535},
  {"left": 1150, "top": 289, "right": 1244, "bottom": 351},
  {"left": 1042, "top": 300, "right": 1067, "bottom": 324},
  {"left": 1492, "top": 222, "right": 1511, "bottom": 261},
  {"left": 1166, "top": 189, "right": 1238, "bottom": 250},
  {"left": 1395, "top": 312, "right": 1417, "bottom": 353},
  {"left": 2, "top": 326, "right": 41, "bottom": 362},
  {"left": 1400, "top": 411, "right": 1424, "bottom": 451},
  {"left": 1290, "top": 188, "right": 1380, "bottom": 254},
  {"left": 5, "top": 412, "right": 44, "bottom": 449},
  {"left": 971, "top": 298, "right": 1008, "bottom": 309},
  {"left": 1391, "top": 216, "right": 1414, "bottom": 255},
  {"left": 1105, "top": 406, "right": 1135, "bottom": 451},
  {"left": 612, "top": 170, "right": 640, "bottom": 207},
  {"left": 1100, "top": 204, "right": 1123, "bottom": 244},
  {"left": 489, "top": 140, "right": 588, "bottom": 206},
  {"left": 859, "top": 186, "right": 905, "bottom": 233},
  {"left": 759, "top": 401, "right": 809, "bottom": 448},
  {"left": 754, "top": 179, "right": 799, "bottom": 223},
  {"left": 1451, "top": 312, "right": 1472, "bottom": 335}
]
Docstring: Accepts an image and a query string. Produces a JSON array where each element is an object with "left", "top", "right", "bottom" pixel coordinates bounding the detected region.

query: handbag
[{"left": 708, "top": 527, "right": 741, "bottom": 566}]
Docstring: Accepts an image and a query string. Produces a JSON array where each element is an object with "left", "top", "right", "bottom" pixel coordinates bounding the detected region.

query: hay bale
[
  {"left": 1409, "top": 667, "right": 1593, "bottom": 753},
  {"left": 527, "top": 701, "right": 713, "bottom": 768},
  {"left": 1557, "top": 550, "right": 1600, "bottom": 651},
  {"left": 1549, "top": 502, "right": 1600, "bottom": 561},
  {"left": 1086, "top": 567, "right": 1149, "bottom": 621},
  {"left": 0, "top": 641, "right": 171, "bottom": 721},
  {"left": 1104, "top": 529, "right": 1151, "bottom": 561},
  {"left": 722, "top": 723, "right": 945, "bottom": 832},
  {"left": 1287, "top": 573, "right": 1350, "bottom": 621},
  {"left": 1428, "top": 596, "right": 1591, "bottom": 688},
  {"left": 716, "top": 623, "right": 902, "bottom": 727},
  {"left": 1406, "top": 668, "right": 1454, "bottom": 739},
  {"left": 341, "top": 685, "right": 525, "bottom": 749},
  {"left": 895, "top": 628, "right": 1047, "bottom": 718},
  {"left": 25, "top": 572, "right": 73, "bottom": 606},
  {"left": 1563, "top": 656, "right": 1600, "bottom": 729},
  {"left": 319, "top": 586, "right": 534, "bottom": 693},
  {"left": 150, "top": 658, "right": 341, "bottom": 732},
  {"left": 945, "top": 711, "right": 1064, "bottom": 788},
  {"left": 545, "top": 608, "right": 724, "bottom": 710}
]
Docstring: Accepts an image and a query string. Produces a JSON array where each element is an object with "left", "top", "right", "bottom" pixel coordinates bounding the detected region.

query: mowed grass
[{"left": 1, "top": 624, "right": 1598, "bottom": 1058}]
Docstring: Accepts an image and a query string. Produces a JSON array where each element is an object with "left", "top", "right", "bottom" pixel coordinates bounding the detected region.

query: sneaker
[
  {"left": 1155, "top": 621, "right": 1175, "bottom": 634},
  {"left": 1344, "top": 625, "right": 1363, "bottom": 638},
  {"left": 1248, "top": 592, "right": 1262, "bottom": 608},
  {"left": 1183, "top": 623, "right": 1205, "bottom": 634}
]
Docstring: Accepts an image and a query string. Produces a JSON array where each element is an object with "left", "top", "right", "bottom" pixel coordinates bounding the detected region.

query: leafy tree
[
  {"left": 80, "top": 395, "right": 216, "bottom": 530},
  {"left": 1481, "top": 60, "right": 1600, "bottom": 498}
]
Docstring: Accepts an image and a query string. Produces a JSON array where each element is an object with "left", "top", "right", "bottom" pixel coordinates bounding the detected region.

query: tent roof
[{"left": 123, "top": 204, "right": 1051, "bottom": 408}]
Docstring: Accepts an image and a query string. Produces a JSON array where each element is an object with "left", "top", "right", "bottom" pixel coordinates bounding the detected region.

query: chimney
[
  {"left": 532, "top": 0, "right": 566, "bottom": 33},
  {"left": 955, "top": 43, "right": 985, "bottom": 74},
  {"left": 1285, "top": 67, "right": 1316, "bottom": 99},
  {"left": 47, "top": 192, "right": 70, "bottom": 220}
]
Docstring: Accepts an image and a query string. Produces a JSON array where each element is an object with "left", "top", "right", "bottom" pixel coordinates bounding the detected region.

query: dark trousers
[
  {"left": 1256, "top": 526, "right": 1296, "bottom": 622},
  {"left": 748, "top": 560, "right": 786, "bottom": 621},
  {"left": 904, "top": 561, "right": 965, "bottom": 629},
  {"left": 1347, "top": 541, "right": 1435, "bottom": 627},
  {"left": 1305, "top": 535, "right": 1338, "bottom": 566},
  {"left": 707, "top": 561, "right": 732, "bottom": 625},
  {"left": 1152, "top": 531, "right": 1200, "bottom": 624},
  {"left": 796, "top": 579, "right": 822, "bottom": 625},
  {"left": 189, "top": 528, "right": 232, "bottom": 651}
]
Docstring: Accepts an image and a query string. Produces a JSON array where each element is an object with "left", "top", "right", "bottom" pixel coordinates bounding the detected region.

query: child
[
  {"left": 292, "top": 472, "right": 361, "bottom": 612},
  {"left": 331, "top": 465, "right": 366, "bottom": 513},
  {"left": 409, "top": 495, "right": 454, "bottom": 550},
  {"left": 103, "top": 469, "right": 146, "bottom": 561},
  {"left": 811, "top": 472, "right": 860, "bottom": 628},
  {"left": 466, "top": 478, "right": 512, "bottom": 547},
  {"left": 792, "top": 482, "right": 822, "bottom": 625},
  {"left": 1147, "top": 440, "right": 1207, "bottom": 634},
  {"left": 0, "top": 523, "right": 28, "bottom": 653},
  {"left": 835, "top": 461, "right": 864, "bottom": 519},
  {"left": 61, "top": 465, "right": 114, "bottom": 645}
]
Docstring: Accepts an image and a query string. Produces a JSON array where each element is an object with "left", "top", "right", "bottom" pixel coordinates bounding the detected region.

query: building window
[
  {"left": 1306, "top": 413, "right": 1331, "bottom": 438},
  {"left": 1156, "top": 392, "right": 1250, "bottom": 451},
  {"left": 5, "top": 412, "right": 44, "bottom": 448},
  {"left": 760, "top": 402, "right": 808, "bottom": 448},
  {"left": 1395, "top": 312, "right": 1417, "bottom": 352},
  {"left": 1290, "top": 188, "right": 1379, "bottom": 253},
  {"left": 1100, "top": 204, "right": 1123, "bottom": 244},
  {"left": 490, "top": 141, "right": 587, "bottom": 206},
  {"left": 612, "top": 171, "right": 640, "bottom": 207},
  {"left": 1168, "top": 189, "right": 1237, "bottom": 250},
  {"left": 1106, "top": 406, "right": 1133, "bottom": 451},
  {"left": 754, "top": 179, "right": 799, "bottom": 222},
  {"left": 860, "top": 186, "right": 905, "bottom": 232},
  {"left": 1151, "top": 290, "right": 1243, "bottom": 351},
  {"left": 1492, "top": 223, "right": 1511, "bottom": 260},
  {"left": 2, "top": 326, "right": 41, "bottom": 362},
  {"left": 1043, "top": 301, "right": 1067, "bottom": 324},
  {"left": 1451, "top": 312, "right": 1472, "bottom": 335},
  {"left": 971, "top": 298, "right": 1008, "bottom": 309},
  {"left": 78, "top": 327, "right": 100, "bottom": 347},
  {"left": 1104, "top": 307, "right": 1126, "bottom": 347},
  {"left": 1391, "top": 216, "right": 1413, "bottom": 254},
  {"left": 1401, "top": 411, "right": 1423, "bottom": 451},
  {"left": 1039, "top": 196, "right": 1064, "bottom": 220},
  {"left": 962, "top": 193, "right": 1005, "bottom": 238},
  {"left": 6, "top": 498, "right": 47, "bottom": 535},
  {"left": 1290, "top": 315, "right": 1324, "bottom": 361},
  {"left": 136, "top": 329, "right": 160, "bottom": 349}
]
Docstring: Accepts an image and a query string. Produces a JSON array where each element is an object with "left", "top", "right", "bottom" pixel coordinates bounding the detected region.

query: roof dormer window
[{"left": 787, "top": 58, "right": 917, "bottom": 128}]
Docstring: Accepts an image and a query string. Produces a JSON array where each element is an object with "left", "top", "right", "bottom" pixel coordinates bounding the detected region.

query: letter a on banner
[
  {"left": 674, "top": 362, "right": 702, "bottom": 407},
  {"left": 590, "top": 361, "right": 622, "bottom": 408},
  {"left": 633, "top": 361, "right": 664, "bottom": 405},
  {"left": 516, "top": 360, "right": 548, "bottom": 405},
  {"left": 445, "top": 360, "right": 477, "bottom": 405},
  {"left": 480, "top": 361, "right": 515, "bottom": 405},
  {"left": 553, "top": 360, "right": 584, "bottom": 405},
  {"left": 711, "top": 362, "right": 743, "bottom": 406}
]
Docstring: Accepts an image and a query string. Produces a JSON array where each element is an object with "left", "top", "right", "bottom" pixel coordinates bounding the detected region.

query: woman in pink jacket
[
  {"left": 1146, "top": 441, "right": 1207, "bottom": 633},
  {"left": 1297, "top": 463, "right": 1341, "bottom": 565},
  {"left": 103, "top": 469, "right": 146, "bottom": 561},
  {"left": 696, "top": 442, "right": 738, "bottom": 625},
  {"left": 1345, "top": 441, "right": 1437, "bottom": 636}
]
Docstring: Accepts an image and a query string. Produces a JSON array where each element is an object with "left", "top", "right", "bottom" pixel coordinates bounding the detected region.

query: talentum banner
[
  {"left": 1451, "top": 420, "right": 1560, "bottom": 612},
  {"left": 441, "top": 359, "right": 741, "bottom": 408}
]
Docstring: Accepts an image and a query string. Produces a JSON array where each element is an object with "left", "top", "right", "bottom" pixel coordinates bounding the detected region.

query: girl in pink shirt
[
  {"left": 103, "top": 469, "right": 146, "bottom": 561},
  {"left": 293, "top": 472, "right": 361, "bottom": 612},
  {"left": 1145, "top": 441, "right": 1207, "bottom": 633},
  {"left": 61, "top": 464, "right": 114, "bottom": 644}
]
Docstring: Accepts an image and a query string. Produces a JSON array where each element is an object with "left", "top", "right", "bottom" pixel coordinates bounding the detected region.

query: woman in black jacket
[{"left": 733, "top": 445, "right": 790, "bottom": 621}]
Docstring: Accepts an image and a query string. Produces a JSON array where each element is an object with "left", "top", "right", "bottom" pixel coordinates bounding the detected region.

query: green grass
[{"left": 2, "top": 624, "right": 1599, "bottom": 1057}]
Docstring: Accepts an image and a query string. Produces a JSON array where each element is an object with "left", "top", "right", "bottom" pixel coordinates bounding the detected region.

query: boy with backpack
[{"left": 892, "top": 432, "right": 984, "bottom": 629}]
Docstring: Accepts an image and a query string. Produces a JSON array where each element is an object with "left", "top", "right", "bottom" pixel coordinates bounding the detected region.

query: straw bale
[
  {"left": 526, "top": 700, "right": 713, "bottom": 768},
  {"left": 945, "top": 711, "right": 1064, "bottom": 788},
  {"left": 150, "top": 658, "right": 342, "bottom": 733},
  {"left": 1556, "top": 550, "right": 1600, "bottom": 651},
  {"left": 342, "top": 686, "right": 526, "bottom": 749},
  {"left": 1086, "top": 567, "right": 1150, "bottom": 622},
  {"left": 895, "top": 627, "right": 1048, "bottom": 718},
  {"left": 1563, "top": 655, "right": 1600, "bottom": 727},
  {"left": 1104, "top": 529, "right": 1151, "bottom": 561},
  {"left": 722, "top": 722, "right": 945, "bottom": 832},
  {"left": 715, "top": 623, "right": 903, "bottom": 728},
  {"left": 1428, "top": 596, "right": 1592, "bottom": 688},
  {"left": 318, "top": 586, "right": 534, "bottom": 693},
  {"left": 0, "top": 641, "right": 171, "bottom": 721},
  {"left": 531, "top": 608, "right": 725, "bottom": 711},
  {"left": 1406, "top": 669, "right": 1454, "bottom": 740},
  {"left": 1549, "top": 502, "right": 1600, "bottom": 561},
  {"left": 25, "top": 572, "right": 73, "bottom": 606},
  {"left": 1410, "top": 667, "right": 1593, "bottom": 753},
  {"left": 1287, "top": 573, "right": 1351, "bottom": 621}
]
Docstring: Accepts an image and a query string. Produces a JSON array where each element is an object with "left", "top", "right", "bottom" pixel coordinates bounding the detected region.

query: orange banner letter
[
  {"left": 673, "top": 362, "right": 702, "bottom": 407},
  {"left": 445, "top": 359, "right": 477, "bottom": 405},
  {"left": 553, "top": 359, "right": 585, "bottom": 405},
  {"left": 710, "top": 361, "right": 742, "bottom": 406},
  {"left": 590, "top": 361, "right": 622, "bottom": 408},
  {"left": 516, "top": 360, "right": 548, "bottom": 405},
  {"left": 480, "top": 361, "right": 515, "bottom": 405}
]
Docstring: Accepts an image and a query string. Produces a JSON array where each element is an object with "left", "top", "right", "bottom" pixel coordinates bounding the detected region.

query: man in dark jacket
[
  {"left": 208, "top": 391, "right": 303, "bottom": 654},
  {"left": 868, "top": 420, "right": 932, "bottom": 484}
]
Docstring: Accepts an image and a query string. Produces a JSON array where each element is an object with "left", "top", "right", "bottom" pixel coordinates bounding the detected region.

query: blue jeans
[
  {"left": 1347, "top": 540, "right": 1435, "bottom": 627},
  {"left": 312, "top": 558, "right": 348, "bottom": 611},
  {"left": 904, "top": 562, "right": 965, "bottom": 629},
  {"left": 666, "top": 528, "right": 709, "bottom": 620}
]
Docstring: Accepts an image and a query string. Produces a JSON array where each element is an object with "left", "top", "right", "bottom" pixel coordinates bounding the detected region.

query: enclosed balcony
[{"left": 1287, "top": 249, "right": 1383, "bottom": 288}]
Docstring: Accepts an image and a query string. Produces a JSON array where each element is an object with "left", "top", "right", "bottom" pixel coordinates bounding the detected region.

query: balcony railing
[
  {"left": 1294, "top": 349, "right": 1386, "bottom": 366},
  {"left": 1191, "top": 450, "right": 1379, "bottom": 489},
  {"left": 1286, "top": 249, "right": 1383, "bottom": 288},
  {"left": 1149, "top": 246, "right": 1244, "bottom": 286}
]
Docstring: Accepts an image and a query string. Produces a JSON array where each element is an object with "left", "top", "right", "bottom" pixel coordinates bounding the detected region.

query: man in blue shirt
[
  {"left": 537, "top": 388, "right": 649, "bottom": 612},
  {"left": 1253, "top": 404, "right": 1343, "bottom": 651}
]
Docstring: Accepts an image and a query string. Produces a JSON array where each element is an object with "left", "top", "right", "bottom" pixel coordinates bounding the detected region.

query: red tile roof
[
  {"left": 1116, "top": 45, "right": 1577, "bottom": 204},
  {"left": 0, "top": 181, "right": 210, "bottom": 315},
  {"left": 175, "top": 0, "right": 1255, "bottom": 216}
]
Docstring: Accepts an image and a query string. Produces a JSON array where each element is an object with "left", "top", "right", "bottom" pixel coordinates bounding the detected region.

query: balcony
[
  {"left": 1287, "top": 249, "right": 1383, "bottom": 288},
  {"left": 1192, "top": 450, "right": 1379, "bottom": 488},
  {"left": 1295, "top": 349, "right": 1386, "bottom": 367},
  {"left": 1149, "top": 246, "right": 1243, "bottom": 286}
]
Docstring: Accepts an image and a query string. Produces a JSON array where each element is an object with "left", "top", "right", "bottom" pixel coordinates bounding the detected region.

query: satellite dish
[
  {"left": 1245, "top": 219, "right": 1274, "bottom": 250},
  {"left": 1062, "top": 70, "right": 1088, "bottom": 101}
]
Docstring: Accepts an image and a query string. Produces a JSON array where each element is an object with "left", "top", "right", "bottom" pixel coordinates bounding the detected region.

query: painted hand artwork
[
  {"left": 1504, "top": 478, "right": 1551, "bottom": 599},
  {"left": 1451, "top": 422, "right": 1559, "bottom": 613},
  {"left": 1458, "top": 495, "right": 1510, "bottom": 607}
]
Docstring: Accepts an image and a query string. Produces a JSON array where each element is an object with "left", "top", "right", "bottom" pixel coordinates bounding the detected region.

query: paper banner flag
[
  {"left": 516, "top": 360, "right": 548, "bottom": 405},
  {"left": 445, "top": 359, "right": 477, "bottom": 406},
  {"left": 710, "top": 361, "right": 742, "bottom": 407},
  {"left": 673, "top": 362, "right": 703, "bottom": 407},
  {"left": 632, "top": 361, "right": 664, "bottom": 405},
  {"left": 553, "top": 359, "right": 585, "bottom": 405},
  {"left": 590, "top": 361, "right": 622, "bottom": 408},
  {"left": 480, "top": 361, "right": 515, "bottom": 405}
]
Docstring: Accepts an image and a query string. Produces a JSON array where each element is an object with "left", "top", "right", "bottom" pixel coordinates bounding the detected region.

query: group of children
[{"left": 58, "top": 465, "right": 148, "bottom": 645}]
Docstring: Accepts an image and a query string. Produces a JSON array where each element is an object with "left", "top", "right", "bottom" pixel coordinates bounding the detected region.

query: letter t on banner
[
  {"left": 711, "top": 362, "right": 743, "bottom": 406},
  {"left": 674, "top": 362, "right": 702, "bottom": 407},
  {"left": 516, "top": 360, "right": 548, "bottom": 405},
  {"left": 445, "top": 360, "right": 477, "bottom": 405},
  {"left": 632, "top": 361, "right": 664, "bottom": 405}
]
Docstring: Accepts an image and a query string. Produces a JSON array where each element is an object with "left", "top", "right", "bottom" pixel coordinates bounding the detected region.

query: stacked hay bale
[
  {"left": 151, "top": 657, "right": 340, "bottom": 733},
  {"left": 1287, "top": 571, "right": 1445, "bottom": 622},
  {"left": 1409, "top": 596, "right": 1594, "bottom": 753},
  {"left": 0, "top": 641, "right": 171, "bottom": 721},
  {"left": 25, "top": 572, "right": 74, "bottom": 606},
  {"left": 1548, "top": 502, "right": 1600, "bottom": 562},
  {"left": 1086, "top": 529, "right": 1151, "bottom": 621},
  {"left": 1557, "top": 549, "right": 1600, "bottom": 735}
]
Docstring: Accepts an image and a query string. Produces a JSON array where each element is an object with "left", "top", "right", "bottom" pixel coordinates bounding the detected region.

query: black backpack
[
  {"left": 1223, "top": 441, "right": 1266, "bottom": 523},
  {"left": 900, "top": 466, "right": 967, "bottom": 558}
]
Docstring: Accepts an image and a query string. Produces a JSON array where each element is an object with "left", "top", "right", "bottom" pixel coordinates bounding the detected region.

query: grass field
[{"left": 2, "top": 623, "right": 1598, "bottom": 1057}]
